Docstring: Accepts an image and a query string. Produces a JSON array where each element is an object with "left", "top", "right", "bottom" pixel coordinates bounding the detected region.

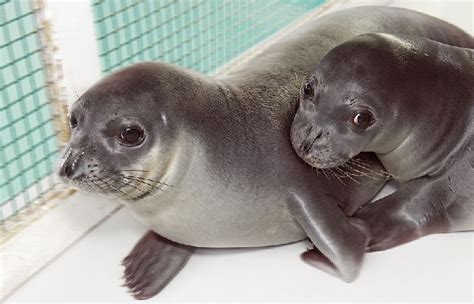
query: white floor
[
  {"left": 6, "top": 194, "right": 474, "bottom": 302},
  {"left": 4, "top": 0, "right": 474, "bottom": 302}
]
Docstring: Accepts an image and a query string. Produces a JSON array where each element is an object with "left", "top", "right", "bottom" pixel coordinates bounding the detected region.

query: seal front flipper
[
  {"left": 122, "top": 230, "right": 195, "bottom": 300},
  {"left": 287, "top": 192, "right": 370, "bottom": 282},
  {"left": 356, "top": 170, "right": 474, "bottom": 252}
]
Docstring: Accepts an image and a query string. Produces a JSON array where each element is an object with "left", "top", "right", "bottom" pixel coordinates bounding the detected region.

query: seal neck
[
  {"left": 377, "top": 96, "right": 472, "bottom": 182},
  {"left": 374, "top": 42, "right": 474, "bottom": 181}
]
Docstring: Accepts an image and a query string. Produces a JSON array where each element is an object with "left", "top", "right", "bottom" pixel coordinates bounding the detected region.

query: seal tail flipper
[
  {"left": 288, "top": 193, "right": 370, "bottom": 282},
  {"left": 122, "top": 230, "right": 195, "bottom": 300}
]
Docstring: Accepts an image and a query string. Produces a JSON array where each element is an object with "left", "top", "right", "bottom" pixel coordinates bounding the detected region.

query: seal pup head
[
  {"left": 291, "top": 33, "right": 421, "bottom": 169},
  {"left": 59, "top": 62, "right": 206, "bottom": 201}
]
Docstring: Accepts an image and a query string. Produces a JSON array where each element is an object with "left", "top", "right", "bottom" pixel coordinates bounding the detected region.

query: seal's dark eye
[
  {"left": 118, "top": 126, "right": 145, "bottom": 147},
  {"left": 70, "top": 116, "right": 77, "bottom": 129},
  {"left": 352, "top": 111, "right": 375, "bottom": 129},
  {"left": 302, "top": 81, "right": 314, "bottom": 98}
]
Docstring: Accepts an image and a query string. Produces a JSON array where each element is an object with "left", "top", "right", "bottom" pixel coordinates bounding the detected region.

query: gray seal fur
[
  {"left": 290, "top": 33, "right": 473, "bottom": 251},
  {"left": 60, "top": 6, "right": 474, "bottom": 299}
]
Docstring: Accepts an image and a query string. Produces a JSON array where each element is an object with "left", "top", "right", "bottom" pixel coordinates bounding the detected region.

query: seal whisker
[
  {"left": 327, "top": 168, "right": 340, "bottom": 181},
  {"left": 118, "top": 179, "right": 160, "bottom": 201},
  {"left": 120, "top": 174, "right": 165, "bottom": 193},
  {"left": 104, "top": 170, "right": 175, "bottom": 187},
  {"left": 325, "top": 169, "right": 334, "bottom": 179},
  {"left": 343, "top": 161, "right": 370, "bottom": 177},
  {"left": 350, "top": 162, "right": 389, "bottom": 180},
  {"left": 88, "top": 178, "right": 109, "bottom": 191},
  {"left": 313, "top": 168, "right": 320, "bottom": 176},
  {"left": 343, "top": 161, "right": 381, "bottom": 180},
  {"left": 339, "top": 163, "right": 361, "bottom": 177},
  {"left": 330, "top": 167, "right": 348, "bottom": 186},
  {"left": 320, "top": 168, "right": 331, "bottom": 180},
  {"left": 347, "top": 159, "right": 392, "bottom": 179},
  {"left": 336, "top": 165, "right": 361, "bottom": 184},
  {"left": 132, "top": 176, "right": 175, "bottom": 188},
  {"left": 117, "top": 177, "right": 159, "bottom": 200},
  {"left": 95, "top": 176, "right": 117, "bottom": 190},
  {"left": 328, "top": 168, "right": 341, "bottom": 178},
  {"left": 83, "top": 180, "right": 99, "bottom": 192},
  {"left": 96, "top": 175, "right": 136, "bottom": 200},
  {"left": 83, "top": 180, "right": 103, "bottom": 195},
  {"left": 334, "top": 166, "right": 356, "bottom": 184},
  {"left": 341, "top": 163, "right": 367, "bottom": 178},
  {"left": 88, "top": 179, "right": 114, "bottom": 198}
]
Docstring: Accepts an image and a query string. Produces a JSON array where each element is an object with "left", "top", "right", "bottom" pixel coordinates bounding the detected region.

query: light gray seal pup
[
  {"left": 60, "top": 6, "right": 474, "bottom": 299},
  {"left": 291, "top": 33, "right": 473, "bottom": 252}
]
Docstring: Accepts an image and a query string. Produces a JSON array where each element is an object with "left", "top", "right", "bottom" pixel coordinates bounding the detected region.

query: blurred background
[{"left": 1, "top": 0, "right": 472, "bottom": 302}]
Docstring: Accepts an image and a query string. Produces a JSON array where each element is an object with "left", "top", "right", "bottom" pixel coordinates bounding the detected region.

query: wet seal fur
[
  {"left": 291, "top": 33, "right": 473, "bottom": 251},
  {"left": 60, "top": 7, "right": 474, "bottom": 299}
]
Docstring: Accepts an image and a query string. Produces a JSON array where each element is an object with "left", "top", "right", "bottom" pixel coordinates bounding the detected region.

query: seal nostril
[
  {"left": 60, "top": 158, "right": 77, "bottom": 178},
  {"left": 60, "top": 150, "right": 75, "bottom": 178},
  {"left": 61, "top": 164, "right": 73, "bottom": 178},
  {"left": 316, "top": 131, "right": 322, "bottom": 139}
]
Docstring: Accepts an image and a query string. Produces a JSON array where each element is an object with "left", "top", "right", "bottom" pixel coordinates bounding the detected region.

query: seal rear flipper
[
  {"left": 122, "top": 230, "right": 195, "bottom": 300},
  {"left": 288, "top": 193, "right": 370, "bottom": 282}
]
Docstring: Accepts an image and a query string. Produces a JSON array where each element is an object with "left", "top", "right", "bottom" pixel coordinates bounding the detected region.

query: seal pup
[
  {"left": 60, "top": 6, "right": 474, "bottom": 299},
  {"left": 291, "top": 33, "right": 473, "bottom": 252}
]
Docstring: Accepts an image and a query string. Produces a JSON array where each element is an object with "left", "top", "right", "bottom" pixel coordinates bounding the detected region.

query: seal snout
[
  {"left": 300, "top": 129, "right": 323, "bottom": 154},
  {"left": 59, "top": 148, "right": 100, "bottom": 182},
  {"left": 291, "top": 116, "right": 325, "bottom": 156},
  {"left": 59, "top": 148, "right": 84, "bottom": 180},
  {"left": 291, "top": 113, "right": 350, "bottom": 169}
]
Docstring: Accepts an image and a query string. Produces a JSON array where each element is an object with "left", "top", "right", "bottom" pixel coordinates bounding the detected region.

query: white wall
[{"left": 45, "top": 0, "right": 102, "bottom": 106}]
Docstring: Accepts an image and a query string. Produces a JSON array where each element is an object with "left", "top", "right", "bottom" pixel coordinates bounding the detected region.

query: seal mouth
[
  {"left": 61, "top": 173, "right": 122, "bottom": 198},
  {"left": 291, "top": 122, "right": 353, "bottom": 170},
  {"left": 290, "top": 129, "right": 349, "bottom": 170},
  {"left": 299, "top": 153, "right": 349, "bottom": 169}
]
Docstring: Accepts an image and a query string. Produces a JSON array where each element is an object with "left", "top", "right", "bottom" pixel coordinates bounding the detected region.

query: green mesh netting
[
  {"left": 92, "top": 0, "right": 327, "bottom": 74},
  {"left": 0, "top": 0, "right": 58, "bottom": 222}
]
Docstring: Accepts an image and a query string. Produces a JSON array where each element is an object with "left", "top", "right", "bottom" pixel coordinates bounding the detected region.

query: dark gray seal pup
[
  {"left": 291, "top": 33, "right": 473, "bottom": 252},
  {"left": 60, "top": 6, "right": 474, "bottom": 299}
]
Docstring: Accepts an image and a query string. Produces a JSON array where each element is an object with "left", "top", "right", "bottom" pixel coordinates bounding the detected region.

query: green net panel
[
  {"left": 92, "top": 0, "right": 327, "bottom": 74},
  {"left": 0, "top": 0, "right": 59, "bottom": 222}
]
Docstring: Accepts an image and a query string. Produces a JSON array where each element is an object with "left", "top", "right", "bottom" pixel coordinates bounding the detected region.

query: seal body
[
  {"left": 60, "top": 6, "right": 474, "bottom": 299},
  {"left": 290, "top": 33, "right": 473, "bottom": 251}
]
